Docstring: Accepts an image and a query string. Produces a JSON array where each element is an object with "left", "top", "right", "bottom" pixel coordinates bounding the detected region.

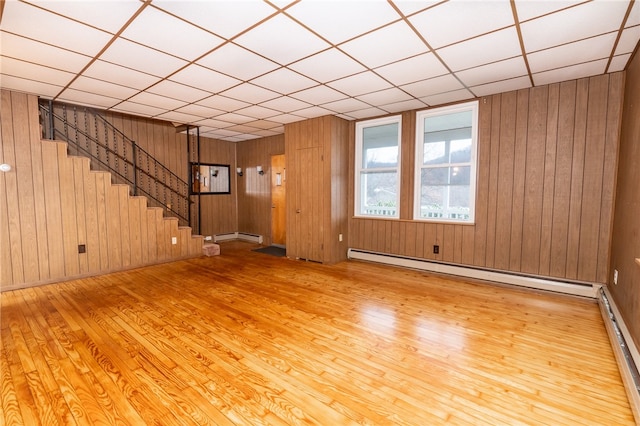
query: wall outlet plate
[
  {"left": 171, "top": 236, "right": 177, "bottom": 245},
  {"left": 433, "top": 245, "right": 439, "bottom": 254},
  {"left": 613, "top": 269, "right": 618, "bottom": 285}
]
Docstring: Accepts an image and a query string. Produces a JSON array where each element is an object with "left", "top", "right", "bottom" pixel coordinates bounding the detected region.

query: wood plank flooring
[{"left": 1, "top": 241, "right": 635, "bottom": 425}]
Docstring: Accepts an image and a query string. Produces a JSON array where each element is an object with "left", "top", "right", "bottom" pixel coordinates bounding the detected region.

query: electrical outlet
[
  {"left": 613, "top": 269, "right": 618, "bottom": 285},
  {"left": 433, "top": 245, "right": 439, "bottom": 254},
  {"left": 78, "top": 244, "right": 86, "bottom": 254},
  {"left": 204, "top": 236, "right": 212, "bottom": 241},
  {"left": 339, "top": 233, "right": 343, "bottom": 242},
  {"left": 171, "top": 236, "right": 177, "bottom": 245}
]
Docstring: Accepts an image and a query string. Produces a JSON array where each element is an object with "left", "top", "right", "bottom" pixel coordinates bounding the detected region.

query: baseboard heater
[
  {"left": 599, "top": 287, "right": 640, "bottom": 422},
  {"left": 214, "top": 232, "right": 263, "bottom": 244},
  {"left": 347, "top": 248, "right": 600, "bottom": 298}
]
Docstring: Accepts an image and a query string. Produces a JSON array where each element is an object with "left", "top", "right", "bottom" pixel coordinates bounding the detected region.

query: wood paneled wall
[
  {"left": 236, "top": 135, "right": 284, "bottom": 246},
  {"left": 349, "top": 73, "right": 624, "bottom": 284},
  {"left": 1, "top": 90, "right": 203, "bottom": 291},
  {"left": 610, "top": 53, "right": 640, "bottom": 349},
  {"left": 196, "top": 137, "right": 237, "bottom": 239}
]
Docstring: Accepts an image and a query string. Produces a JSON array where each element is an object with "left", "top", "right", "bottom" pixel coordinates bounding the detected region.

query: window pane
[
  {"left": 450, "top": 139, "right": 471, "bottom": 163},
  {"left": 362, "top": 123, "right": 398, "bottom": 168},
  {"left": 449, "top": 186, "right": 470, "bottom": 209},
  {"left": 450, "top": 165, "right": 470, "bottom": 185},
  {"left": 359, "top": 171, "right": 398, "bottom": 216},
  {"left": 423, "top": 167, "right": 448, "bottom": 185},
  {"left": 423, "top": 141, "right": 446, "bottom": 165}
]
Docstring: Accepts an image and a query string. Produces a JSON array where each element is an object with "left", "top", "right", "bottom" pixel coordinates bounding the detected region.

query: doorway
[{"left": 271, "top": 154, "right": 286, "bottom": 247}]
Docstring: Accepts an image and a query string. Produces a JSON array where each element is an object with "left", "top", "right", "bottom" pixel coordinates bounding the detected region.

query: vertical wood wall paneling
[
  {"left": 94, "top": 172, "right": 110, "bottom": 271},
  {"left": 347, "top": 74, "right": 624, "bottom": 284},
  {"left": 58, "top": 143, "right": 80, "bottom": 277},
  {"left": 73, "top": 157, "right": 89, "bottom": 275},
  {"left": 400, "top": 111, "right": 415, "bottom": 220},
  {"left": 42, "top": 142, "right": 65, "bottom": 279}
]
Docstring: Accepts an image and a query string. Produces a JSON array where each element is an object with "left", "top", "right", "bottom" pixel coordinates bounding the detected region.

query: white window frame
[
  {"left": 414, "top": 101, "right": 478, "bottom": 224},
  {"left": 354, "top": 115, "right": 402, "bottom": 219}
]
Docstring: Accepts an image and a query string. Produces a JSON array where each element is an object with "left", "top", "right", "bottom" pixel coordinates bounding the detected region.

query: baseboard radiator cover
[
  {"left": 347, "top": 248, "right": 600, "bottom": 298},
  {"left": 214, "top": 232, "right": 263, "bottom": 244},
  {"left": 598, "top": 287, "right": 640, "bottom": 423}
]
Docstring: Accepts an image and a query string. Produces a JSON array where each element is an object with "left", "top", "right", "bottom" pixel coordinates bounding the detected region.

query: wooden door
[
  {"left": 271, "top": 154, "right": 286, "bottom": 247},
  {"left": 295, "top": 147, "right": 323, "bottom": 261}
]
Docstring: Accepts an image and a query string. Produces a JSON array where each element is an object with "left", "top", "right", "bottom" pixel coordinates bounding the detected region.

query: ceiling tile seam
[
  {"left": 510, "top": 0, "right": 535, "bottom": 88},
  {"left": 19, "top": 0, "right": 114, "bottom": 35},
  {"left": 52, "top": 0, "right": 153, "bottom": 102},
  {"left": 393, "top": 0, "right": 447, "bottom": 20},
  {"left": 526, "top": 30, "right": 622, "bottom": 56},
  {"left": 605, "top": 0, "right": 637, "bottom": 73},
  {"left": 0, "top": 29, "right": 95, "bottom": 62},
  {"left": 531, "top": 58, "right": 611, "bottom": 77},
  {"left": 516, "top": 0, "right": 591, "bottom": 25},
  {"left": 0, "top": 72, "right": 64, "bottom": 90},
  {"left": 387, "top": 1, "right": 480, "bottom": 100}
]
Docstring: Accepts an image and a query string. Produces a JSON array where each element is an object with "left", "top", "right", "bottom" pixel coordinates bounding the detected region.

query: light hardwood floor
[{"left": 1, "top": 241, "right": 634, "bottom": 425}]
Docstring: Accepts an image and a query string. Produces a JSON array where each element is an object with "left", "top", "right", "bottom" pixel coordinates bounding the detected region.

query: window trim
[
  {"left": 354, "top": 115, "right": 402, "bottom": 219},
  {"left": 413, "top": 101, "right": 479, "bottom": 224}
]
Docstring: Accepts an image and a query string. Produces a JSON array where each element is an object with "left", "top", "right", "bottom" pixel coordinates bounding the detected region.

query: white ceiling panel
[
  {"left": 154, "top": 110, "right": 202, "bottom": 124},
  {"left": 127, "top": 91, "right": 188, "bottom": 111},
  {"left": 420, "top": 88, "right": 474, "bottom": 106},
  {"left": 100, "top": 38, "right": 188, "bottom": 77},
  {"left": 292, "top": 105, "right": 335, "bottom": 119},
  {"left": 67, "top": 76, "right": 139, "bottom": 100},
  {"left": 169, "top": 64, "right": 241, "bottom": 94},
  {"left": 196, "top": 95, "right": 250, "bottom": 112},
  {"left": 197, "top": 43, "right": 279, "bottom": 81},
  {"left": 615, "top": 26, "right": 640, "bottom": 55},
  {"left": 174, "top": 103, "right": 225, "bottom": 119},
  {"left": 528, "top": 33, "right": 617, "bottom": 74},
  {"left": 514, "top": 0, "right": 583, "bottom": 22},
  {"left": 380, "top": 98, "right": 428, "bottom": 113},
  {"left": 288, "top": 49, "right": 367, "bottom": 83},
  {"left": 392, "top": 1, "right": 443, "bottom": 18},
  {"left": 56, "top": 88, "right": 121, "bottom": 109},
  {"left": 148, "top": 80, "right": 212, "bottom": 103},
  {"left": 83, "top": 60, "right": 161, "bottom": 90},
  {"left": 286, "top": 1, "right": 400, "bottom": 44},
  {"left": 111, "top": 101, "right": 166, "bottom": 117},
  {"left": 243, "top": 119, "right": 281, "bottom": 130},
  {"left": 375, "top": 52, "right": 448, "bottom": 86},
  {"left": 0, "top": 32, "right": 91, "bottom": 74},
  {"left": 152, "top": 1, "right": 276, "bottom": 39},
  {"left": 627, "top": 1, "right": 640, "bottom": 27},
  {"left": 342, "top": 106, "right": 388, "bottom": 119},
  {"left": 339, "top": 21, "right": 428, "bottom": 68},
  {"left": 400, "top": 74, "right": 464, "bottom": 99},
  {"left": 471, "top": 76, "right": 532, "bottom": 97},
  {"left": 234, "top": 105, "right": 281, "bottom": 120},
  {"left": 327, "top": 72, "right": 392, "bottom": 97},
  {"left": 121, "top": 7, "right": 224, "bottom": 61},
  {"left": 194, "top": 118, "right": 235, "bottom": 129},
  {"left": 251, "top": 68, "right": 317, "bottom": 95},
  {"left": 268, "top": 113, "right": 308, "bottom": 124},
  {"left": 233, "top": 14, "right": 330, "bottom": 65},
  {"left": 221, "top": 83, "right": 280, "bottom": 104},
  {"left": 409, "top": 0, "right": 514, "bottom": 49},
  {"left": 521, "top": 0, "right": 629, "bottom": 53},
  {"left": 0, "top": 1, "right": 112, "bottom": 56},
  {"left": 455, "top": 57, "right": 528, "bottom": 88},
  {"left": 609, "top": 54, "right": 632, "bottom": 72},
  {"left": 533, "top": 59, "right": 608, "bottom": 86},
  {"left": 321, "top": 98, "right": 371, "bottom": 114},
  {"left": 214, "top": 112, "right": 254, "bottom": 125},
  {"left": 260, "top": 96, "right": 313, "bottom": 113},
  {"left": 27, "top": 0, "right": 141, "bottom": 33},
  {"left": 437, "top": 27, "right": 522, "bottom": 71},
  {"left": 290, "top": 85, "right": 347, "bottom": 105},
  {"left": 0, "top": 56, "right": 75, "bottom": 87},
  {"left": 0, "top": 74, "right": 62, "bottom": 98},
  {"left": 355, "top": 88, "right": 413, "bottom": 105}
]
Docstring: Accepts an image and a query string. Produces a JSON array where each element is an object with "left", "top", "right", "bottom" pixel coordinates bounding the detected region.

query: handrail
[{"left": 39, "top": 100, "right": 191, "bottom": 227}]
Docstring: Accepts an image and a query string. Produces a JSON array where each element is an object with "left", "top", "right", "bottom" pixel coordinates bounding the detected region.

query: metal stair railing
[{"left": 39, "top": 99, "right": 191, "bottom": 227}]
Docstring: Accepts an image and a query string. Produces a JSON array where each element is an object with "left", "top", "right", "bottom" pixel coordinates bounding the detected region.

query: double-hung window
[
  {"left": 414, "top": 101, "right": 478, "bottom": 223},
  {"left": 355, "top": 116, "right": 402, "bottom": 218}
]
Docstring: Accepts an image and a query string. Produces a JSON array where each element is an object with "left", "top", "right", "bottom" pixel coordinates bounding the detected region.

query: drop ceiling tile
[
  {"left": 233, "top": 14, "right": 330, "bottom": 65},
  {"left": 29, "top": 0, "right": 141, "bottom": 33},
  {"left": 627, "top": 1, "right": 640, "bottom": 27},
  {"left": 615, "top": 26, "right": 640, "bottom": 55},
  {"left": 0, "top": 56, "right": 75, "bottom": 87},
  {"left": 221, "top": 83, "right": 280, "bottom": 104},
  {"left": 251, "top": 68, "right": 317, "bottom": 95},
  {"left": 455, "top": 57, "right": 528, "bottom": 87},
  {"left": 355, "top": 88, "right": 413, "bottom": 105},
  {"left": 194, "top": 118, "right": 236, "bottom": 129},
  {"left": 226, "top": 124, "right": 262, "bottom": 133},
  {"left": 420, "top": 89, "right": 474, "bottom": 107},
  {"left": 154, "top": 110, "right": 202, "bottom": 124},
  {"left": 175, "top": 104, "right": 225, "bottom": 118},
  {"left": 214, "top": 112, "right": 255, "bottom": 124},
  {"left": 244, "top": 119, "right": 281, "bottom": 130},
  {"left": 409, "top": 0, "right": 514, "bottom": 49},
  {"left": 393, "top": 1, "right": 443, "bottom": 17},
  {"left": 235, "top": 105, "right": 280, "bottom": 119},
  {"left": 609, "top": 54, "right": 632, "bottom": 72},
  {"left": 127, "top": 91, "right": 189, "bottom": 111},
  {"left": 83, "top": 60, "right": 161, "bottom": 90},
  {"left": 0, "top": 1, "right": 112, "bottom": 56},
  {"left": 374, "top": 52, "right": 448, "bottom": 86},
  {"left": 196, "top": 95, "right": 251, "bottom": 111},
  {"left": 532, "top": 59, "right": 608, "bottom": 86},
  {"left": 121, "top": 7, "right": 224, "bottom": 61},
  {"left": 169, "top": 65, "right": 241, "bottom": 94},
  {"left": 57, "top": 88, "right": 121, "bottom": 109},
  {"left": 288, "top": 49, "right": 367, "bottom": 83},
  {"left": 321, "top": 98, "right": 370, "bottom": 114},
  {"left": 400, "top": 74, "right": 464, "bottom": 98},
  {"left": 521, "top": 1, "right": 629, "bottom": 53},
  {"left": 260, "top": 96, "right": 312, "bottom": 113},
  {"left": 339, "top": 21, "right": 428, "bottom": 68},
  {"left": 286, "top": 1, "right": 399, "bottom": 44},
  {"left": 148, "top": 80, "right": 212, "bottom": 103},
  {"left": 112, "top": 101, "right": 166, "bottom": 117},
  {"left": 327, "top": 71, "right": 392, "bottom": 97},
  {"left": 290, "top": 85, "right": 347, "bottom": 104},
  {"left": 514, "top": 0, "right": 579, "bottom": 22},
  {"left": 67, "top": 76, "right": 139, "bottom": 100},
  {"left": 100, "top": 38, "right": 188, "bottom": 78},
  {"left": 251, "top": 129, "right": 282, "bottom": 137},
  {"left": 197, "top": 43, "right": 280, "bottom": 81},
  {"left": 528, "top": 33, "right": 617, "bottom": 73},
  {"left": 437, "top": 27, "right": 522, "bottom": 71},
  {"left": 292, "top": 105, "right": 335, "bottom": 119},
  {"left": 342, "top": 107, "right": 388, "bottom": 119},
  {"left": 203, "top": 128, "right": 242, "bottom": 138},
  {"left": 269, "top": 113, "right": 307, "bottom": 124},
  {"left": 152, "top": 1, "right": 275, "bottom": 39},
  {"left": 471, "top": 76, "right": 531, "bottom": 97},
  {"left": 0, "top": 74, "right": 62, "bottom": 98},
  {"left": 380, "top": 98, "right": 428, "bottom": 113},
  {"left": 0, "top": 32, "right": 91, "bottom": 74}
]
